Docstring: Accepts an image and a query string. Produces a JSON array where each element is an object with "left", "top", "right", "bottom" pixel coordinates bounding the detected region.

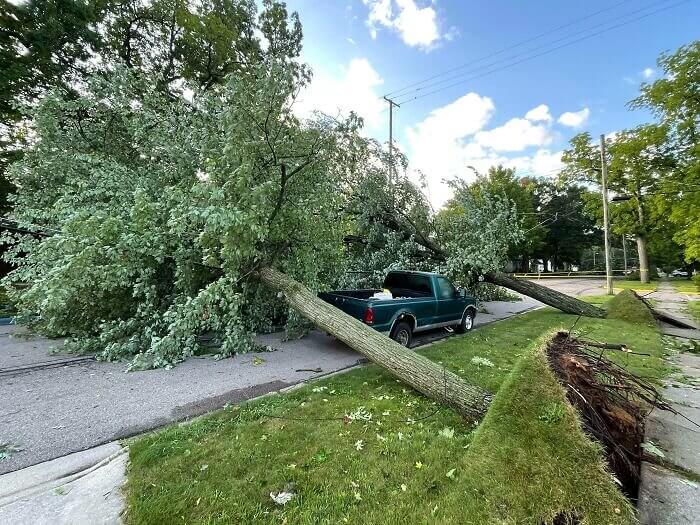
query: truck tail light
[{"left": 363, "top": 307, "right": 374, "bottom": 325}]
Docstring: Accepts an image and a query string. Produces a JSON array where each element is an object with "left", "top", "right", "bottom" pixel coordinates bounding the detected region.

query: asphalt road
[
  {"left": 524, "top": 277, "right": 609, "bottom": 297},
  {"left": 0, "top": 295, "right": 541, "bottom": 474}
]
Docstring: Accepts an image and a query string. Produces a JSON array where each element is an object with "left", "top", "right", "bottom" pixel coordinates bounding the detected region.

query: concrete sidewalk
[
  {"left": 637, "top": 282, "right": 700, "bottom": 524},
  {"left": 0, "top": 443, "right": 127, "bottom": 525}
]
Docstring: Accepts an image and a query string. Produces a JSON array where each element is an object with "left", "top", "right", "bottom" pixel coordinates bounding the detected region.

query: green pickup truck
[{"left": 318, "top": 270, "right": 477, "bottom": 347}]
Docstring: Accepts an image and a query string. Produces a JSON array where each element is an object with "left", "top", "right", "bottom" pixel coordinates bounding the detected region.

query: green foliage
[
  {"left": 536, "top": 182, "right": 600, "bottom": 270},
  {"left": 339, "top": 148, "right": 523, "bottom": 291},
  {"left": 624, "top": 269, "right": 659, "bottom": 281},
  {"left": 630, "top": 41, "right": 700, "bottom": 262},
  {"left": 606, "top": 290, "right": 655, "bottom": 326},
  {"left": 561, "top": 127, "right": 683, "bottom": 273},
  {"left": 437, "top": 178, "right": 523, "bottom": 283},
  {"left": 0, "top": 0, "right": 298, "bottom": 269},
  {"left": 466, "top": 166, "right": 545, "bottom": 269},
  {"left": 2, "top": 28, "right": 351, "bottom": 368}
]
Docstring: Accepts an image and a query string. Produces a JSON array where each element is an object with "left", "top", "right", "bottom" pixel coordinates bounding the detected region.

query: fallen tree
[
  {"left": 484, "top": 271, "right": 606, "bottom": 318},
  {"left": 344, "top": 175, "right": 607, "bottom": 319},
  {"left": 258, "top": 266, "right": 492, "bottom": 421}
]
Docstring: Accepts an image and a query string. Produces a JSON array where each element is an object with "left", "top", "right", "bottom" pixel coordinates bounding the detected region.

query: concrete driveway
[{"left": 0, "top": 295, "right": 541, "bottom": 475}]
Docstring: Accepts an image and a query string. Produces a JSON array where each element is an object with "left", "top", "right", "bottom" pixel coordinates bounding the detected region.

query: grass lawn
[
  {"left": 687, "top": 301, "right": 700, "bottom": 323},
  {"left": 124, "top": 304, "right": 670, "bottom": 524},
  {"left": 612, "top": 279, "right": 658, "bottom": 293},
  {"left": 671, "top": 279, "right": 700, "bottom": 294}
]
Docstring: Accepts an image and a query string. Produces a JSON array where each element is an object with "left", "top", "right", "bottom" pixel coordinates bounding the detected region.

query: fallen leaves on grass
[
  {"left": 270, "top": 491, "right": 294, "bottom": 505},
  {"left": 438, "top": 427, "right": 455, "bottom": 439}
]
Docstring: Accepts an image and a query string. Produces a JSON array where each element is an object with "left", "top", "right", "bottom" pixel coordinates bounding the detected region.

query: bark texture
[
  {"left": 258, "top": 267, "right": 493, "bottom": 421},
  {"left": 484, "top": 271, "right": 607, "bottom": 319}
]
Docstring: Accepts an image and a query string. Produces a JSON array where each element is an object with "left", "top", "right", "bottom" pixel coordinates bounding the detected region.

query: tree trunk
[
  {"left": 634, "top": 189, "right": 650, "bottom": 284},
  {"left": 484, "top": 271, "right": 606, "bottom": 318},
  {"left": 258, "top": 267, "right": 492, "bottom": 421},
  {"left": 636, "top": 234, "right": 650, "bottom": 284}
]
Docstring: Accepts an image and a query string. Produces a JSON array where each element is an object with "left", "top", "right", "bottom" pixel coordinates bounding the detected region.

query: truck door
[{"left": 435, "top": 276, "right": 462, "bottom": 324}]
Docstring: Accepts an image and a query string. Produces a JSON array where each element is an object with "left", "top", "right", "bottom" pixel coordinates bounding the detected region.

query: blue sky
[{"left": 289, "top": 0, "right": 699, "bottom": 206}]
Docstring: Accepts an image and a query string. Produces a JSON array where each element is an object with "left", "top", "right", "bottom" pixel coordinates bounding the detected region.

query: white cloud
[
  {"left": 294, "top": 58, "right": 385, "bottom": 132},
  {"left": 474, "top": 117, "right": 552, "bottom": 152},
  {"left": 347, "top": 37, "right": 357, "bottom": 45},
  {"left": 524, "top": 104, "right": 552, "bottom": 123},
  {"left": 406, "top": 94, "right": 563, "bottom": 208},
  {"left": 504, "top": 149, "right": 564, "bottom": 176},
  {"left": 641, "top": 67, "right": 655, "bottom": 79},
  {"left": 365, "top": 0, "right": 393, "bottom": 39},
  {"left": 408, "top": 92, "right": 495, "bottom": 143},
  {"left": 363, "top": 0, "right": 444, "bottom": 50},
  {"left": 557, "top": 108, "right": 590, "bottom": 128}
]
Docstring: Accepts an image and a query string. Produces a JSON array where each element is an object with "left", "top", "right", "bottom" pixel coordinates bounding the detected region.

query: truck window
[
  {"left": 383, "top": 272, "right": 432, "bottom": 296},
  {"left": 435, "top": 277, "right": 456, "bottom": 299}
]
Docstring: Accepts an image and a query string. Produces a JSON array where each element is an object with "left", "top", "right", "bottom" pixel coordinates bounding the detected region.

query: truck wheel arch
[
  {"left": 463, "top": 305, "right": 477, "bottom": 319},
  {"left": 390, "top": 312, "right": 416, "bottom": 334}
]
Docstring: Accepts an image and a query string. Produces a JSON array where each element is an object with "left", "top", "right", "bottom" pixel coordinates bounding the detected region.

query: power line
[
  {"left": 383, "top": 0, "right": 636, "bottom": 99},
  {"left": 395, "top": 0, "right": 690, "bottom": 106},
  {"left": 394, "top": 0, "right": 671, "bottom": 103}
]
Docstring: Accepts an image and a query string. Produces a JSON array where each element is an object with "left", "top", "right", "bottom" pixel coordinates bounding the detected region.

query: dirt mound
[{"left": 545, "top": 331, "right": 667, "bottom": 499}]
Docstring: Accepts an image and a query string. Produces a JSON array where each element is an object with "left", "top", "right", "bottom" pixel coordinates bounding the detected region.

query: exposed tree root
[{"left": 545, "top": 331, "right": 677, "bottom": 500}]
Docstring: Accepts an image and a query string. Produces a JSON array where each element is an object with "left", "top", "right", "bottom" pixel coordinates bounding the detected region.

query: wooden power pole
[
  {"left": 600, "top": 135, "right": 614, "bottom": 295},
  {"left": 383, "top": 96, "right": 400, "bottom": 173}
]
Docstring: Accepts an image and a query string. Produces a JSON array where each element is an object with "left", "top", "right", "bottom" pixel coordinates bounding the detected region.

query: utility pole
[
  {"left": 600, "top": 135, "right": 614, "bottom": 295},
  {"left": 383, "top": 96, "right": 400, "bottom": 178},
  {"left": 622, "top": 234, "right": 628, "bottom": 273}
]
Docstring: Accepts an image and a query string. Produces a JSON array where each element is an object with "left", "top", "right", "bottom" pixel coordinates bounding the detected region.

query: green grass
[
  {"left": 671, "top": 279, "right": 700, "bottom": 294},
  {"left": 124, "top": 306, "right": 668, "bottom": 524},
  {"left": 612, "top": 279, "right": 658, "bottom": 292},
  {"left": 606, "top": 289, "right": 656, "bottom": 327},
  {"left": 687, "top": 301, "right": 700, "bottom": 323}
]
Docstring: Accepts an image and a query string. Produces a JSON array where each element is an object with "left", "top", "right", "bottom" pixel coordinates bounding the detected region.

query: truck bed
[{"left": 317, "top": 289, "right": 436, "bottom": 333}]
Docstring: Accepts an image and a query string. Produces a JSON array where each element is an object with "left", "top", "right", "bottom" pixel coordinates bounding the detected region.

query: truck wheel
[
  {"left": 391, "top": 321, "right": 413, "bottom": 348},
  {"left": 454, "top": 310, "right": 475, "bottom": 334}
]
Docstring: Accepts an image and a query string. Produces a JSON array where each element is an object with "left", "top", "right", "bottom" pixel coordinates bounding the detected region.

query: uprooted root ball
[{"left": 545, "top": 331, "right": 673, "bottom": 500}]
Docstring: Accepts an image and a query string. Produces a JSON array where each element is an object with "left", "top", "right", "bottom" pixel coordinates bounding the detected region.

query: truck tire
[
  {"left": 390, "top": 321, "right": 413, "bottom": 348},
  {"left": 454, "top": 309, "right": 475, "bottom": 334}
]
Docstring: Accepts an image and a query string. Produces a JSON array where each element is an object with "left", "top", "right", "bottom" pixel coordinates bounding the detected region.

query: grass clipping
[{"left": 453, "top": 331, "right": 636, "bottom": 525}]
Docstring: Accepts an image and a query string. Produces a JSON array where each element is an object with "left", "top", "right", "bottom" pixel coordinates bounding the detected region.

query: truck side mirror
[{"left": 457, "top": 288, "right": 466, "bottom": 298}]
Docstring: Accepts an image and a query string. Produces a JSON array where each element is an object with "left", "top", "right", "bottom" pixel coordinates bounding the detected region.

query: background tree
[
  {"left": 1, "top": 0, "right": 105, "bottom": 214},
  {"left": 561, "top": 128, "right": 673, "bottom": 283},
  {"left": 0, "top": 0, "right": 295, "bottom": 271},
  {"left": 533, "top": 181, "right": 600, "bottom": 271},
  {"left": 466, "top": 166, "right": 545, "bottom": 272},
  {"left": 630, "top": 40, "right": 700, "bottom": 263}
]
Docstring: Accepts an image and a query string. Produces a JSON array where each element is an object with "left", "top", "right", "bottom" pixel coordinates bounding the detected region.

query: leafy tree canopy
[{"left": 631, "top": 41, "right": 700, "bottom": 262}]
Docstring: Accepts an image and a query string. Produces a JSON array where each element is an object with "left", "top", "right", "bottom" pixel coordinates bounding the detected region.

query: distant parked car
[
  {"left": 319, "top": 271, "right": 477, "bottom": 347},
  {"left": 671, "top": 269, "right": 689, "bottom": 277}
]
